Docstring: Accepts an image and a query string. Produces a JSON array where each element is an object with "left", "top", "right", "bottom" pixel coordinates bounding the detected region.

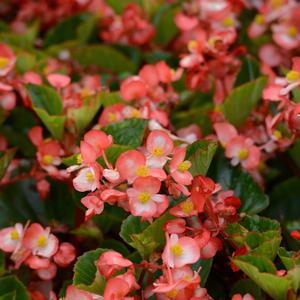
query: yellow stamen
[
  {"left": 181, "top": 201, "right": 194, "bottom": 214},
  {"left": 77, "top": 154, "right": 83, "bottom": 164},
  {"left": 138, "top": 192, "right": 151, "bottom": 204},
  {"left": 238, "top": 148, "right": 249, "bottom": 160},
  {"left": 177, "top": 161, "right": 190, "bottom": 172},
  {"left": 131, "top": 109, "right": 141, "bottom": 118},
  {"left": 0, "top": 57, "right": 9, "bottom": 69},
  {"left": 37, "top": 235, "right": 47, "bottom": 248},
  {"left": 288, "top": 26, "right": 298, "bottom": 38},
  {"left": 10, "top": 229, "right": 19, "bottom": 241},
  {"left": 254, "top": 14, "right": 265, "bottom": 25},
  {"left": 108, "top": 112, "right": 117, "bottom": 123},
  {"left": 136, "top": 165, "right": 149, "bottom": 177},
  {"left": 271, "top": 0, "right": 283, "bottom": 8},
  {"left": 85, "top": 171, "right": 94, "bottom": 182},
  {"left": 273, "top": 130, "right": 282, "bottom": 140},
  {"left": 42, "top": 154, "right": 54, "bottom": 165},
  {"left": 152, "top": 147, "right": 164, "bottom": 157},
  {"left": 171, "top": 244, "right": 183, "bottom": 256},
  {"left": 166, "top": 289, "right": 178, "bottom": 299},
  {"left": 223, "top": 17, "right": 234, "bottom": 27},
  {"left": 286, "top": 70, "right": 300, "bottom": 82},
  {"left": 81, "top": 88, "right": 91, "bottom": 98},
  {"left": 188, "top": 40, "right": 198, "bottom": 52}
]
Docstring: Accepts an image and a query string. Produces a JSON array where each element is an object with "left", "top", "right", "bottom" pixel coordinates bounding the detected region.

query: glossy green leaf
[
  {"left": 103, "top": 119, "right": 147, "bottom": 147},
  {"left": 186, "top": 140, "right": 218, "bottom": 176},
  {"left": 289, "top": 139, "right": 300, "bottom": 169},
  {"left": 67, "top": 94, "right": 102, "bottom": 134},
  {"left": 0, "top": 148, "right": 16, "bottom": 180},
  {"left": 232, "top": 256, "right": 290, "bottom": 300},
  {"left": 98, "top": 91, "right": 124, "bottom": 107},
  {"left": 0, "top": 292, "right": 16, "bottom": 300},
  {"left": 0, "top": 276, "right": 30, "bottom": 300},
  {"left": 44, "top": 13, "right": 92, "bottom": 47},
  {"left": 120, "top": 212, "right": 174, "bottom": 258},
  {"left": 154, "top": 5, "right": 179, "bottom": 46},
  {"left": 222, "top": 76, "right": 267, "bottom": 128},
  {"left": 278, "top": 247, "right": 300, "bottom": 270},
  {"left": 192, "top": 258, "right": 213, "bottom": 287},
  {"left": 73, "top": 248, "right": 107, "bottom": 294},
  {"left": 208, "top": 151, "right": 269, "bottom": 214},
  {"left": 234, "top": 55, "right": 260, "bottom": 87},
  {"left": 72, "top": 45, "right": 136, "bottom": 73}
]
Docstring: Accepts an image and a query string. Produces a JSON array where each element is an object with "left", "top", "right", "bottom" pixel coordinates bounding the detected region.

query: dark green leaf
[
  {"left": 73, "top": 248, "right": 107, "bottom": 294},
  {"left": 186, "top": 140, "right": 218, "bottom": 176},
  {"left": 0, "top": 276, "right": 30, "bottom": 300},
  {"left": 222, "top": 77, "right": 267, "bottom": 128},
  {"left": 0, "top": 292, "right": 16, "bottom": 300},
  {"left": 231, "top": 279, "right": 263, "bottom": 299},
  {"left": 208, "top": 151, "right": 269, "bottom": 214},
  {"left": 0, "top": 148, "right": 16, "bottom": 180},
  {"left": 192, "top": 258, "right": 213, "bottom": 287},
  {"left": 103, "top": 119, "right": 147, "bottom": 147},
  {"left": 72, "top": 45, "right": 136, "bottom": 73},
  {"left": 234, "top": 56, "right": 260, "bottom": 87},
  {"left": 98, "top": 91, "right": 124, "bottom": 107}
]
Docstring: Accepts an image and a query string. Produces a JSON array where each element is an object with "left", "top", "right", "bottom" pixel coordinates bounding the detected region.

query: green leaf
[
  {"left": 97, "top": 144, "right": 133, "bottom": 167},
  {"left": 192, "top": 258, "right": 213, "bottom": 287},
  {"left": 15, "top": 51, "right": 36, "bottom": 74},
  {"left": 105, "top": 0, "right": 142, "bottom": 14},
  {"left": 103, "top": 119, "right": 147, "bottom": 147},
  {"left": 26, "top": 84, "right": 63, "bottom": 115},
  {"left": 67, "top": 94, "right": 102, "bottom": 134},
  {"left": 231, "top": 279, "right": 263, "bottom": 299},
  {"left": 289, "top": 139, "right": 300, "bottom": 169},
  {"left": 234, "top": 56, "right": 260, "bottom": 87},
  {"left": 222, "top": 77, "right": 267, "bottom": 128},
  {"left": 265, "top": 177, "right": 300, "bottom": 222},
  {"left": 0, "top": 276, "right": 30, "bottom": 300},
  {"left": 62, "top": 153, "right": 80, "bottom": 167},
  {"left": 278, "top": 247, "right": 300, "bottom": 270},
  {"left": 0, "top": 251, "right": 5, "bottom": 276},
  {"left": 120, "top": 212, "right": 174, "bottom": 258},
  {"left": 0, "top": 148, "right": 16, "bottom": 180},
  {"left": 208, "top": 151, "right": 269, "bottom": 214},
  {"left": 72, "top": 45, "right": 136, "bottom": 73},
  {"left": 44, "top": 13, "right": 92, "bottom": 47},
  {"left": 73, "top": 248, "right": 107, "bottom": 294},
  {"left": 226, "top": 215, "right": 281, "bottom": 259},
  {"left": 0, "top": 292, "right": 16, "bottom": 300},
  {"left": 98, "top": 91, "right": 124, "bottom": 107},
  {"left": 292, "top": 88, "right": 300, "bottom": 103},
  {"left": 232, "top": 256, "right": 291, "bottom": 300},
  {"left": 186, "top": 140, "right": 218, "bottom": 176},
  {"left": 154, "top": 5, "right": 179, "bottom": 46}
]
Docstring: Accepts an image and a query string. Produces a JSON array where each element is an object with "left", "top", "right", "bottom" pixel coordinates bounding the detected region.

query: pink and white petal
[
  {"left": 129, "top": 199, "right": 157, "bottom": 217},
  {"left": 149, "top": 168, "right": 167, "bottom": 181},
  {"left": 37, "top": 234, "right": 59, "bottom": 258},
  {"left": 133, "top": 176, "right": 161, "bottom": 195},
  {"left": 214, "top": 123, "right": 237, "bottom": 146},
  {"left": 171, "top": 170, "right": 193, "bottom": 186}
]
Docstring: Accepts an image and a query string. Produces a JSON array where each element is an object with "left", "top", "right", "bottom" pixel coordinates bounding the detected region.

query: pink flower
[
  {"left": 127, "top": 176, "right": 169, "bottom": 220},
  {"left": 23, "top": 223, "right": 58, "bottom": 258},
  {"left": 36, "top": 262, "right": 57, "bottom": 280},
  {"left": 54, "top": 242, "right": 76, "bottom": 267},
  {"left": 47, "top": 73, "right": 71, "bottom": 89},
  {"left": 279, "top": 57, "right": 300, "bottom": 95},
  {"left": 26, "top": 255, "right": 50, "bottom": 269},
  {"left": 146, "top": 130, "right": 174, "bottom": 168},
  {"left": 248, "top": 14, "right": 267, "bottom": 38},
  {"left": 170, "top": 198, "right": 198, "bottom": 218},
  {"left": 120, "top": 76, "right": 147, "bottom": 101},
  {"left": 0, "top": 223, "right": 24, "bottom": 253},
  {"left": 97, "top": 250, "right": 132, "bottom": 278},
  {"left": 214, "top": 122, "right": 237, "bottom": 146},
  {"left": 272, "top": 24, "right": 300, "bottom": 50},
  {"left": 162, "top": 234, "right": 200, "bottom": 268},
  {"left": 225, "top": 136, "right": 261, "bottom": 170},
  {"left": 170, "top": 147, "right": 193, "bottom": 186},
  {"left": 73, "top": 163, "right": 102, "bottom": 192},
  {"left": 1, "top": 91, "right": 16, "bottom": 111},
  {"left": 175, "top": 12, "right": 199, "bottom": 31},
  {"left": 231, "top": 294, "right": 254, "bottom": 300},
  {"left": 81, "top": 194, "right": 104, "bottom": 220},
  {"left": 0, "top": 43, "right": 16, "bottom": 76},
  {"left": 65, "top": 285, "right": 97, "bottom": 300},
  {"left": 116, "top": 150, "right": 166, "bottom": 183},
  {"left": 103, "top": 277, "right": 130, "bottom": 300},
  {"left": 83, "top": 129, "right": 113, "bottom": 156}
]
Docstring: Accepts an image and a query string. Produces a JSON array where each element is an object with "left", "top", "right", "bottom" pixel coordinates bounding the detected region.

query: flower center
[
  {"left": 138, "top": 192, "right": 151, "bottom": 204},
  {"left": 188, "top": 40, "right": 198, "bottom": 52},
  {"left": 152, "top": 147, "right": 164, "bottom": 157},
  {"left": 81, "top": 88, "right": 91, "bottom": 98},
  {"left": 42, "top": 154, "right": 54, "bottom": 165},
  {"left": 254, "top": 14, "right": 265, "bottom": 25},
  {"left": 37, "top": 235, "right": 47, "bottom": 248},
  {"left": 10, "top": 229, "right": 19, "bottom": 241},
  {"left": 0, "top": 57, "right": 9, "bottom": 69},
  {"left": 85, "top": 171, "right": 95, "bottom": 182},
  {"left": 136, "top": 165, "right": 149, "bottom": 177},
  {"left": 238, "top": 148, "right": 249, "bottom": 160},
  {"left": 273, "top": 130, "right": 282, "bottom": 140},
  {"left": 286, "top": 70, "right": 300, "bottom": 82},
  {"left": 288, "top": 26, "right": 298, "bottom": 38},
  {"left": 108, "top": 112, "right": 117, "bottom": 123},
  {"left": 181, "top": 201, "right": 194, "bottom": 214},
  {"left": 77, "top": 154, "right": 83, "bottom": 164},
  {"left": 166, "top": 289, "right": 178, "bottom": 299},
  {"left": 271, "top": 0, "right": 283, "bottom": 8},
  {"left": 177, "top": 161, "right": 190, "bottom": 172},
  {"left": 171, "top": 244, "right": 183, "bottom": 256},
  {"left": 131, "top": 109, "right": 141, "bottom": 118},
  {"left": 223, "top": 17, "right": 234, "bottom": 27}
]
